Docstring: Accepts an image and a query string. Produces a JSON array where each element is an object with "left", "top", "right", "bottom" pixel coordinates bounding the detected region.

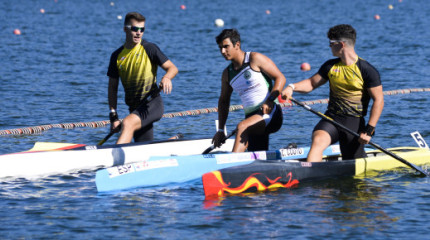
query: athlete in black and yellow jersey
[
  {"left": 107, "top": 12, "right": 178, "bottom": 144},
  {"left": 282, "top": 24, "right": 384, "bottom": 162}
]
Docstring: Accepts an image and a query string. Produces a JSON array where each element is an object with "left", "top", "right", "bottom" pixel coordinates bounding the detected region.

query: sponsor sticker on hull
[
  {"left": 280, "top": 148, "right": 304, "bottom": 157},
  {"left": 301, "top": 162, "right": 312, "bottom": 167},
  {"left": 107, "top": 159, "right": 179, "bottom": 178},
  {"left": 216, "top": 152, "right": 261, "bottom": 164}
]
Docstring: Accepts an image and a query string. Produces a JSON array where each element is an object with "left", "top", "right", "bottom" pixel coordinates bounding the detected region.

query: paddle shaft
[
  {"left": 97, "top": 131, "right": 115, "bottom": 146},
  {"left": 290, "top": 98, "right": 430, "bottom": 177},
  {"left": 203, "top": 129, "right": 237, "bottom": 154},
  {"left": 98, "top": 131, "right": 183, "bottom": 146}
]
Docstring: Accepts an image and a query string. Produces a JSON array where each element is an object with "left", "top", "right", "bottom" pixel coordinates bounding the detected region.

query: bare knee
[
  {"left": 308, "top": 130, "right": 331, "bottom": 162},
  {"left": 311, "top": 131, "right": 331, "bottom": 147},
  {"left": 236, "top": 116, "right": 265, "bottom": 135},
  {"left": 236, "top": 121, "right": 250, "bottom": 133},
  {"left": 121, "top": 115, "right": 141, "bottom": 132}
]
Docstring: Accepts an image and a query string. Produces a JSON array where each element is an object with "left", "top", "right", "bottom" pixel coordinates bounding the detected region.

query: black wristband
[
  {"left": 109, "top": 112, "right": 119, "bottom": 123},
  {"left": 364, "top": 124, "right": 375, "bottom": 136}
]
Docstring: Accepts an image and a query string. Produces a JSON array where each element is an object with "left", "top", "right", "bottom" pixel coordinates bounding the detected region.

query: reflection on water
[
  {"left": 307, "top": 177, "right": 398, "bottom": 233},
  {"left": 203, "top": 175, "right": 404, "bottom": 235}
]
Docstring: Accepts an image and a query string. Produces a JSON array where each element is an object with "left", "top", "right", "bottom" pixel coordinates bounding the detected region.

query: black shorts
[
  {"left": 313, "top": 112, "right": 366, "bottom": 160},
  {"left": 247, "top": 104, "right": 283, "bottom": 151},
  {"left": 130, "top": 94, "right": 164, "bottom": 142}
]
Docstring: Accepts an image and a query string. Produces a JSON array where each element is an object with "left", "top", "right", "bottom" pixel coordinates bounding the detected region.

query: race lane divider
[{"left": 1, "top": 88, "right": 429, "bottom": 136}]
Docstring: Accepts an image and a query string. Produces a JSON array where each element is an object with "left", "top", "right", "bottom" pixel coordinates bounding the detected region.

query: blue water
[{"left": 1, "top": 0, "right": 430, "bottom": 238}]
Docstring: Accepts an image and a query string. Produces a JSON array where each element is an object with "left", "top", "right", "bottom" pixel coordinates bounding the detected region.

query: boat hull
[
  {"left": 0, "top": 138, "right": 235, "bottom": 179},
  {"left": 95, "top": 145, "right": 344, "bottom": 192},
  {"left": 202, "top": 147, "right": 430, "bottom": 199}
]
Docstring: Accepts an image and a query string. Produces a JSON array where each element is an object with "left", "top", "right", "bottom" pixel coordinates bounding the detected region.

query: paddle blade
[
  {"left": 169, "top": 133, "right": 184, "bottom": 140},
  {"left": 97, "top": 139, "right": 107, "bottom": 146},
  {"left": 98, "top": 132, "right": 114, "bottom": 146},
  {"left": 202, "top": 146, "right": 215, "bottom": 155},
  {"left": 368, "top": 142, "right": 430, "bottom": 177}
]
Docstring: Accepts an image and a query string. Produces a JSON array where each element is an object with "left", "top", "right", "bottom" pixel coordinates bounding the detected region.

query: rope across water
[{"left": 1, "top": 88, "right": 429, "bottom": 136}]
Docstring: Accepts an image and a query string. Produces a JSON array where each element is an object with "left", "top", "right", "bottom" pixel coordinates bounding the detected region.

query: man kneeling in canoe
[
  {"left": 282, "top": 24, "right": 384, "bottom": 162},
  {"left": 212, "top": 29, "right": 286, "bottom": 152}
]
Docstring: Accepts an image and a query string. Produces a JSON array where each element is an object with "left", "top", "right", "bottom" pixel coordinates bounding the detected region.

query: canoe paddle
[
  {"left": 98, "top": 131, "right": 183, "bottom": 146},
  {"left": 290, "top": 97, "right": 430, "bottom": 177},
  {"left": 97, "top": 131, "right": 116, "bottom": 146},
  {"left": 203, "top": 129, "right": 237, "bottom": 154}
]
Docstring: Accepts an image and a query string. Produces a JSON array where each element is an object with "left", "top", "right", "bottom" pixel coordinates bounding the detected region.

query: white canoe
[{"left": 0, "top": 138, "right": 234, "bottom": 179}]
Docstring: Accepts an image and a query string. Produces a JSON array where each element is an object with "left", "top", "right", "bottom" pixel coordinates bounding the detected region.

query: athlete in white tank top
[{"left": 212, "top": 29, "right": 286, "bottom": 152}]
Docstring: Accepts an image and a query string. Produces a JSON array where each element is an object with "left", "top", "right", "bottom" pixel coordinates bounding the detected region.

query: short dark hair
[
  {"left": 124, "top": 12, "right": 146, "bottom": 26},
  {"left": 216, "top": 29, "right": 241, "bottom": 46},
  {"left": 327, "top": 24, "right": 356, "bottom": 46}
]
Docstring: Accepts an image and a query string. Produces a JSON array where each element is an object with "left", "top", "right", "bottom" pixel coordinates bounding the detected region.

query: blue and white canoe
[{"left": 95, "top": 145, "right": 345, "bottom": 192}]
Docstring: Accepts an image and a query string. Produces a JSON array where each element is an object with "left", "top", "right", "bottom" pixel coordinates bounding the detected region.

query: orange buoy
[{"left": 300, "top": 62, "right": 311, "bottom": 71}]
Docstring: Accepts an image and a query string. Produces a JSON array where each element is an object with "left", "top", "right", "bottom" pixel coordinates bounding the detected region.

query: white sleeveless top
[{"left": 228, "top": 52, "right": 272, "bottom": 115}]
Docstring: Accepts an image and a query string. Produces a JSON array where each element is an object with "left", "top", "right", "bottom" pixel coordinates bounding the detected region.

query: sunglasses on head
[
  {"left": 126, "top": 25, "right": 145, "bottom": 33},
  {"left": 329, "top": 39, "right": 344, "bottom": 47}
]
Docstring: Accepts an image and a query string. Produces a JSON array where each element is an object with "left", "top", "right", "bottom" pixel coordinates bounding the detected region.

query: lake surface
[{"left": 1, "top": 0, "right": 430, "bottom": 239}]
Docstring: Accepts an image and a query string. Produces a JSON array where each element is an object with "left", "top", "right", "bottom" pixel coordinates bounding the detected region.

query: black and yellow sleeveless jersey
[
  {"left": 318, "top": 57, "right": 381, "bottom": 117},
  {"left": 107, "top": 40, "right": 168, "bottom": 110}
]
